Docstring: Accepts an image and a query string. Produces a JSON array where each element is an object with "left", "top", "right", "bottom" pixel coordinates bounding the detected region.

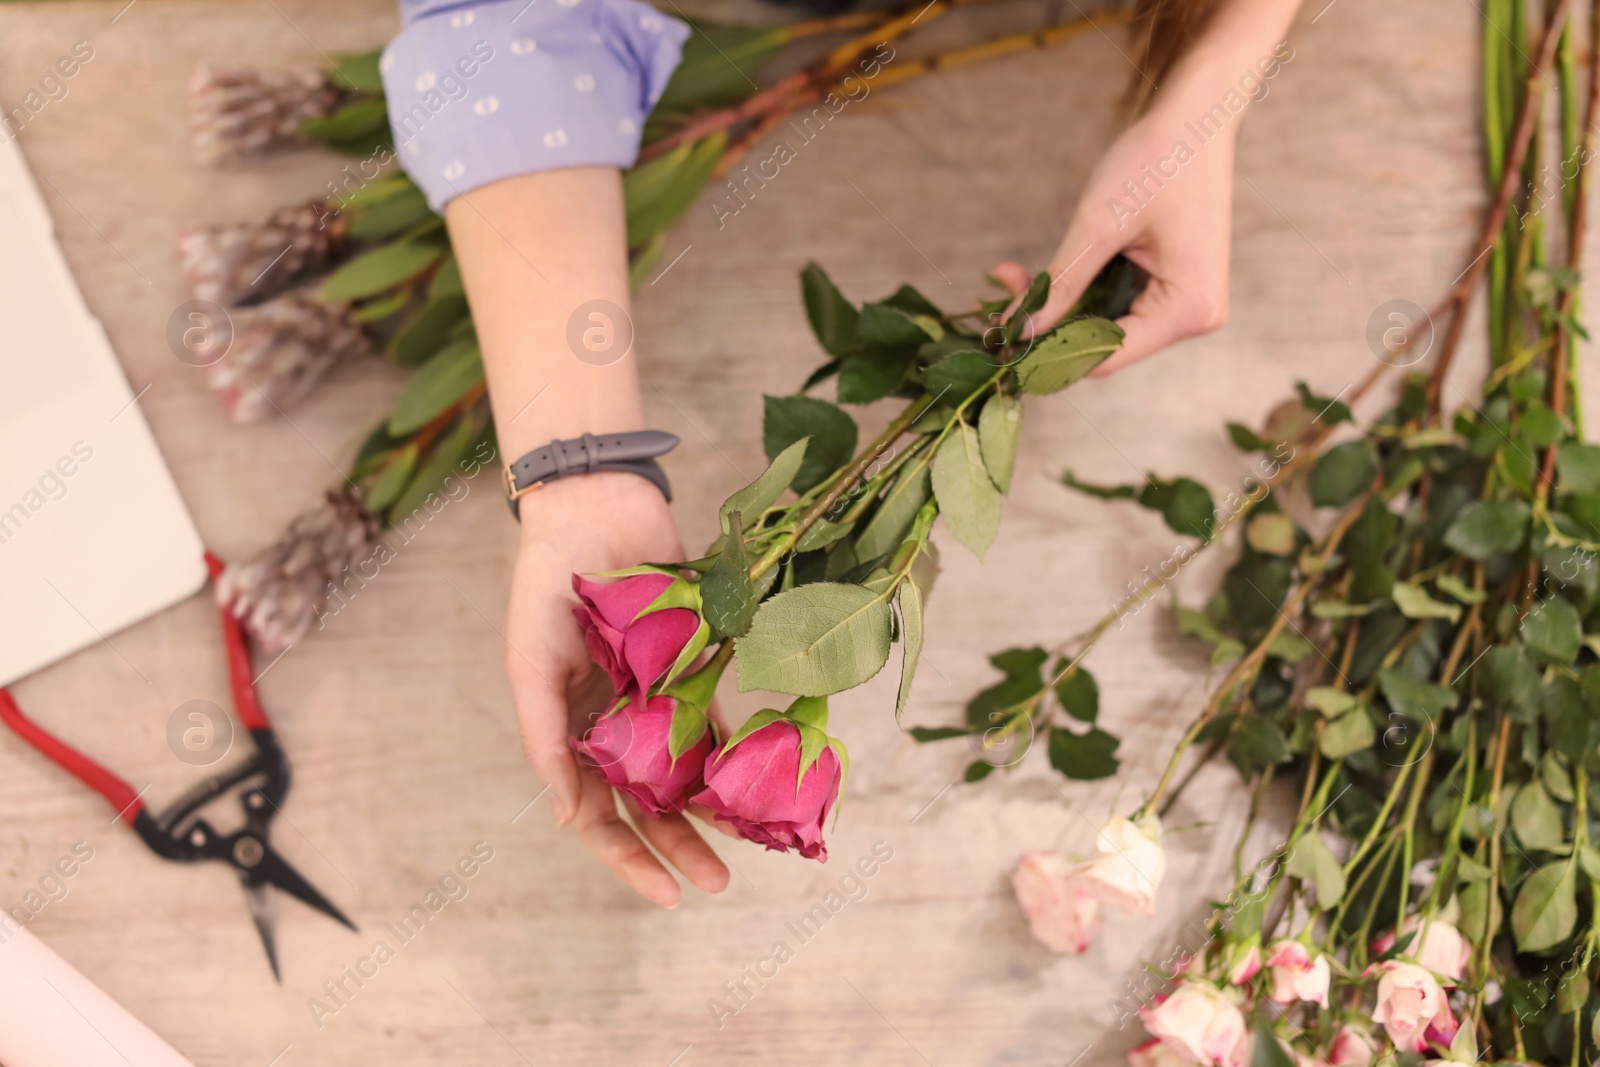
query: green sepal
[
  {"left": 827, "top": 736, "right": 851, "bottom": 828},
  {"left": 632, "top": 575, "right": 703, "bottom": 621},
  {"left": 655, "top": 617, "right": 712, "bottom": 694},
  {"left": 667, "top": 699, "right": 710, "bottom": 763},
  {"left": 715, "top": 709, "right": 787, "bottom": 763},
  {"left": 794, "top": 721, "right": 830, "bottom": 793},
  {"left": 662, "top": 644, "right": 729, "bottom": 711},
  {"left": 786, "top": 695, "right": 830, "bottom": 732},
  {"left": 591, "top": 563, "right": 682, "bottom": 580}
]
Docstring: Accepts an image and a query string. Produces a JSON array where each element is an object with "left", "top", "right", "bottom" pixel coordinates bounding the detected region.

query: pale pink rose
[
  {"left": 1129, "top": 1038, "right": 1197, "bottom": 1067},
  {"left": 1328, "top": 1026, "right": 1376, "bottom": 1067},
  {"left": 1367, "top": 960, "right": 1454, "bottom": 1052},
  {"left": 1292, "top": 1052, "right": 1329, "bottom": 1067},
  {"left": 1082, "top": 815, "right": 1166, "bottom": 917},
  {"left": 1265, "top": 940, "right": 1330, "bottom": 1008},
  {"left": 1386, "top": 918, "right": 1471, "bottom": 981},
  {"left": 1225, "top": 941, "right": 1262, "bottom": 985},
  {"left": 1012, "top": 851, "right": 1103, "bottom": 953},
  {"left": 1140, "top": 983, "right": 1248, "bottom": 1067}
]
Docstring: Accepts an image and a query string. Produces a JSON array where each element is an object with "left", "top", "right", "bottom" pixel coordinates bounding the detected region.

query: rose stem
[
  {"left": 747, "top": 395, "right": 936, "bottom": 582},
  {"left": 1425, "top": 0, "right": 1573, "bottom": 417}
]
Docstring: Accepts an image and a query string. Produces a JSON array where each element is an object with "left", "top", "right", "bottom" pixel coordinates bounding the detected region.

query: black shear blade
[
  {"left": 240, "top": 878, "right": 282, "bottom": 983},
  {"left": 256, "top": 846, "right": 357, "bottom": 932}
]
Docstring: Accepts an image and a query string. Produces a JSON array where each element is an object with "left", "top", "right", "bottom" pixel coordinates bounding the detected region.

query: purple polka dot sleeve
[{"left": 381, "top": 0, "right": 691, "bottom": 211}]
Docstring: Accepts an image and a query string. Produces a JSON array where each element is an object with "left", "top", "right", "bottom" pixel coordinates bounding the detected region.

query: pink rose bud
[
  {"left": 1366, "top": 960, "right": 1454, "bottom": 1053},
  {"left": 692, "top": 699, "right": 842, "bottom": 861},
  {"left": 1265, "top": 940, "right": 1331, "bottom": 1008},
  {"left": 1376, "top": 918, "right": 1471, "bottom": 981},
  {"left": 1328, "top": 1026, "right": 1376, "bottom": 1067},
  {"left": 1139, "top": 982, "right": 1249, "bottom": 1067},
  {"left": 571, "top": 694, "right": 712, "bottom": 816},
  {"left": 1012, "top": 851, "right": 1103, "bottom": 954},
  {"left": 1225, "top": 940, "right": 1262, "bottom": 985},
  {"left": 572, "top": 572, "right": 702, "bottom": 698},
  {"left": 1081, "top": 814, "right": 1166, "bottom": 917}
]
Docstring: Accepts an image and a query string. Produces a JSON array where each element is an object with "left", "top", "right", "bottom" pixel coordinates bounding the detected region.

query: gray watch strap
[{"left": 503, "top": 430, "right": 679, "bottom": 518}]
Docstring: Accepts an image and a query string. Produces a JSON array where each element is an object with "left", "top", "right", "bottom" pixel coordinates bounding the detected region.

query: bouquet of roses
[{"left": 565, "top": 257, "right": 1140, "bottom": 859}]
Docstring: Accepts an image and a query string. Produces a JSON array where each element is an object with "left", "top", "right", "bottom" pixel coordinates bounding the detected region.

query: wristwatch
[{"left": 502, "top": 430, "right": 679, "bottom": 519}]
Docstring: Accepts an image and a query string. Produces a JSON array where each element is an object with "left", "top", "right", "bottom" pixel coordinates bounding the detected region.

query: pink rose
[
  {"left": 1265, "top": 940, "right": 1330, "bottom": 1008},
  {"left": 1367, "top": 960, "right": 1454, "bottom": 1052},
  {"left": 1225, "top": 940, "right": 1262, "bottom": 985},
  {"left": 1082, "top": 815, "right": 1166, "bottom": 917},
  {"left": 1373, "top": 918, "right": 1471, "bottom": 982},
  {"left": 572, "top": 572, "right": 701, "bottom": 698},
  {"left": 1013, "top": 851, "right": 1103, "bottom": 953},
  {"left": 1140, "top": 983, "right": 1248, "bottom": 1067},
  {"left": 1129, "top": 1039, "right": 1198, "bottom": 1067},
  {"left": 571, "top": 694, "right": 711, "bottom": 816},
  {"left": 1328, "top": 1026, "right": 1375, "bottom": 1067},
  {"left": 692, "top": 713, "right": 841, "bottom": 861}
]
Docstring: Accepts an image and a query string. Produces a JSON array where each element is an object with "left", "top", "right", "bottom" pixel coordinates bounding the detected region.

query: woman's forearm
[
  {"left": 1150, "top": 0, "right": 1303, "bottom": 127},
  {"left": 444, "top": 167, "right": 646, "bottom": 462}
]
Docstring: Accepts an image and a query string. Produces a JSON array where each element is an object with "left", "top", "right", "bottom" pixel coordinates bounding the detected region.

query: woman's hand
[
  {"left": 994, "top": 99, "right": 1236, "bottom": 376},
  {"left": 995, "top": 0, "right": 1301, "bottom": 375},
  {"left": 505, "top": 472, "right": 730, "bottom": 907}
]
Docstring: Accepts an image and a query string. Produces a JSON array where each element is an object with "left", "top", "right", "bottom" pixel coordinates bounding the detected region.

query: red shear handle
[
  {"left": 205, "top": 550, "right": 270, "bottom": 732},
  {"left": 0, "top": 689, "right": 145, "bottom": 824}
]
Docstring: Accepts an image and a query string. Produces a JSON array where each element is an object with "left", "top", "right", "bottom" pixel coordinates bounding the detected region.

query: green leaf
[
  {"left": 1391, "top": 581, "right": 1462, "bottom": 622},
  {"left": 1435, "top": 573, "right": 1485, "bottom": 604},
  {"left": 856, "top": 463, "right": 932, "bottom": 561},
  {"left": 1245, "top": 512, "right": 1297, "bottom": 556},
  {"left": 388, "top": 293, "right": 471, "bottom": 366},
  {"left": 908, "top": 726, "right": 969, "bottom": 742},
  {"left": 1061, "top": 471, "right": 1138, "bottom": 499},
  {"left": 923, "top": 350, "right": 997, "bottom": 401},
  {"left": 1521, "top": 596, "right": 1583, "bottom": 664},
  {"left": 1305, "top": 687, "right": 1357, "bottom": 717},
  {"left": 1378, "top": 667, "right": 1458, "bottom": 721},
  {"left": 963, "top": 759, "right": 995, "bottom": 782},
  {"left": 321, "top": 241, "right": 445, "bottom": 303},
  {"left": 1511, "top": 859, "right": 1578, "bottom": 953},
  {"left": 1054, "top": 667, "right": 1098, "bottom": 723},
  {"left": 736, "top": 583, "right": 894, "bottom": 696},
  {"left": 386, "top": 414, "right": 475, "bottom": 521},
  {"left": 722, "top": 438, "right": 808, "bottom": 528},
  {"left": 1309, "top": 440, "right": 1378, "bottom": 507},
  {"left": 1295, "top": 382, "right": 1351, "bottom": 425},
  {"left": 331, "top": 49, "right": 384, "bottom": 92},
  {"left": 1285, "top": 831, "right": 1346, "bottom": 909},
  {"left": 967, "top": 648, "right": 1047, "bottom": 727},
  {"left": 932, "top": 422, "right": 1002, "bottom": 558},
  {"left": 856, "top": 302, "right": 930, "bottom": 350},
  {"left": 667, "top": 699, "right": 709, "bottom": 761},
  {"left": 1014, "top": 318, "right": 1123, "bottom": 394},
  {"left": 702, "top": 514, "right": 758, "bottom": 638},
  {"left": 1457, "top": 854, "right": 1492, "bottom": 882},
  {"left": 977, "top": 394, "right": 1022, "bottom": 493},
  {"left": 894, "top": 577, "right": 924, "bottom": 724},
  {"left": 349, "top": 287, "right": 409, "bottom": 324},
  {"left": 623, "top": 132, "right": 727, "bottom": 247},
  {"left": 1556, "top": 443, "right": 1600, "bottom": 494},
  {"left": 837, "top": 349, "right": 914, "bottom": 404},
  {"left": 1005, "top": 271, "right": 1050, "bottom": 346},
  {"left": 1320, "top": 706, "right": 1375, "bottom": 759},
  {"left": 299, "top": 96, "right": 389, "bottom": 146},
  {"left": 1047, "top": 726, "right": 1121, "bottom": 780},
  {"left": 365, "top": 444, "right": 418, "bottom": 512},
  {"left": 1227, "top": 422, "right": 1266, "bottom": 452},
  {"left": 1443, "top": 499, "right": 1531, "bottom": 559},
  {"left": 388, "top": 339, "right": 483, "bottom": 435},
  {"left": 430, "top": 254, "right": 463, "bottom": 299},
  {"left": 763, "top": 395, "right": 857, "bottom": 493},
  {"left": 349, "top": 185, "right": 434, "bottom": 239},
  {"left": 1228, "top": 715, "right": 1292, "bottom": 772},
  {"left": 1511, "top": 781, "right": 1568, "bottom": 853},
  {"left": 1138, "top": 477, "right": 1216, "bottom": 540},
  {"left": 650, "top": 24, "right": 788, "bottom": 118},
  {"left": 1481, "top": 646, "right": 1540, "bottom": 714},
  {"left": 800, "top": 262, "right": 860, "bottom": 358}
]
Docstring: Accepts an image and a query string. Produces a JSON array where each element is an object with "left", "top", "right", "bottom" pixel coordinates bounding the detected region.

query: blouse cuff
[{"left": 381, "top": 0, "right": 690, "bottom": 212}]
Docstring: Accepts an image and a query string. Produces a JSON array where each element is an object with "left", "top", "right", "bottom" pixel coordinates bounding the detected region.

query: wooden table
[{"left": 0, "top": 0, "right": 1560, "bottom": 1063}]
